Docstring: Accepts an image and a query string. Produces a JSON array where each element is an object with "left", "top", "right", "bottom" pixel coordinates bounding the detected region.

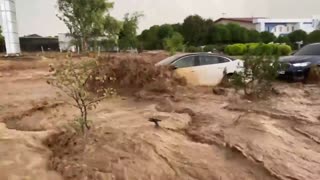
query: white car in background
[{"left": 156, "top": 53, "right": 244, "bottom": 86}]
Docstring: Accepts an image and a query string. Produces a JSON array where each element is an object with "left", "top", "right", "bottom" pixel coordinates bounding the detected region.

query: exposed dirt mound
[{"left": 89, "top": 55, "right": 186, "bottom": 95}]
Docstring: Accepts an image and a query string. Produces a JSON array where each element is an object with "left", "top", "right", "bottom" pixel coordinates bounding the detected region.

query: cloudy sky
[{"left": 14, "top": 0, "right": 320, "bottom": 36}]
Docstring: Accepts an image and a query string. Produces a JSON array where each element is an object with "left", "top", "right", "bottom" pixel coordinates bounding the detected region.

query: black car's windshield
[{"left": 295, "top": 44, "right": 320, "bottom": 56}]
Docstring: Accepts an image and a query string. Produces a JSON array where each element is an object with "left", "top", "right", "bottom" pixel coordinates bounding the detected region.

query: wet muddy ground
[{"left": 0, "top": 54, "right": 319, "bottom": 180}]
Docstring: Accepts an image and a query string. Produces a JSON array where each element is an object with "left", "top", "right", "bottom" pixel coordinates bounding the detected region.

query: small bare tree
[{"left": 48, "top": 60, "right": 116, "bottom": 133}]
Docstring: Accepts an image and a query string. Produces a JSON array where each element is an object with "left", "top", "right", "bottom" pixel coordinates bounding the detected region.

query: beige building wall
[{"left": 215, "top": 20, "right": 256, "bottom": 30}]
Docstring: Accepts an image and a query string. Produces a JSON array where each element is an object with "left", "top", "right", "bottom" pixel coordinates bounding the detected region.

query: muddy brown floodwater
[{"left": 0, "top": 53, "right": 320, "bottom": 180}]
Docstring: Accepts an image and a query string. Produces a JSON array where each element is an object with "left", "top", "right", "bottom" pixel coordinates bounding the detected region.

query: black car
[{"left": 279, "top": 43, "right": 320, "bottom": 81}]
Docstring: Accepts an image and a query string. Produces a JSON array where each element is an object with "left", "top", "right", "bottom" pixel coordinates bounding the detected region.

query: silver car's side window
[
  {"left": 199, "top": 55, "right": 220, "bottom": 66},
  {"left": 217, "top": 57, "right": 231, "bottom": 63},
  {"left": 172, "top": 56, "right": 196, "bottom": 68}
]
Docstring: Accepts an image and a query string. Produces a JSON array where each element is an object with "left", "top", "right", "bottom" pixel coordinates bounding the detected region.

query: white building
[
  {"left": 254, "top": 16, "right": 320, "bottom": 37},
  {"left": 215, "top": 15, "right": 320, "bottom": 37},
  {"left": 58, "top": 33, "right": 76, "bottom": 52},
  {"left": 58, "top": 33, "right": 119, "bottom": 52}
]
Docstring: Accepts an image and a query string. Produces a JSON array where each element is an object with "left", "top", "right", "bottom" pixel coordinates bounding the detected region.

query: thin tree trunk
[
  {"left": 79, "top": 106, "right": 85, "bottom": 133},
  {"left": 83, "top": 105, "right": 90, "bottom": 130},
  {"left": 81, "top": 37, "right": 88, "bottom": 52}
]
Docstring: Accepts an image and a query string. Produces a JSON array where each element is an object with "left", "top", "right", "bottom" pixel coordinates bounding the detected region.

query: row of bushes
[
  {"left": 185, "top": 44, "right": 226, "bottom": 53},
  {"left": 224, "top": 43, "right": 292, "bottom": 56}
]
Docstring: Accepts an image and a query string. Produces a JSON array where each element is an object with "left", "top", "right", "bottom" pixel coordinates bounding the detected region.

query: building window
[
  {"left": 287, "top": 26, "right": 290, "bottom": 31},
  {"left": 292, "top": 26, "right": 295, "bottom": 31},
  {"left": 280, "top": 27, "right": 282, "bottom": 32}
]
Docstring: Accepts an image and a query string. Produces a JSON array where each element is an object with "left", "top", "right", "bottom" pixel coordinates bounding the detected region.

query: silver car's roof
[
  {"left": 156, "top": 53, "right": 192, "bottom": 66},
  {"left": 156, "top": 52, "right": 234, "bottom": 66}
]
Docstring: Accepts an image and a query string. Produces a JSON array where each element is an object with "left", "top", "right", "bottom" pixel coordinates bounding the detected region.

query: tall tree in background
[
  {"left": 288, "top": 30, "right": 307, "bottom": 44},
  {"left": 207, "top": 24, "right": 231, "bottom": 44},
  {"left": 276, "top": 35, "right": 291, "bottom": 45},
  {"left": 226, "top": 23, "right": 248, "bottom": 43},
  {"left": 101, "top": 15, "right": 122, "bottom": 49},
  {"left": 307, "top": 30, "right": 320, "bottom": 43},
  {"left": 57, "top": 0, "right": 113, "bottom": 52},
  {"left": 138, "top": 25, "right": 161, "bottom": 50},
  {"left": 247, "top": 30, "right": 261, "bottom": 43},
  {"left": 182, "top": 15, "right": 207, "bottom": 46},
  {"left": 260, "top": 31, "right": 276, "bottom": 43},
  {"left": 0, "top": 26, "right": 4, "bottom": 51},
  {"left": 158, "top": 24, "right": 174, "bottom": 40},
  {"left": 171, "top": 23, "right": 183, "bottom": 34},
  {"left": 164, "top": 32, "right": 184, "bottom": 55},
  {"left": 118, "top": 12, "right": 143, "bottom": 50}
]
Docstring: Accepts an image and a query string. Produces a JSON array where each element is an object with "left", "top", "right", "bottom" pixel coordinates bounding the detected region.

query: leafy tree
[
  {"left": 0, "top": 26, "right": 4, "bottom": 51},
  {"left": 307, "top": 30, "right": 320, "bottom": 43},
  {"left": 48, "top": 60, "right": 116, "bottom": 133},
  {"left": 288, "top": 30, "right": 307, "bottom": 44},
  {"left": 102, "top": 15, "right": 122, "bottom": 49},
  {"left": 208, "top": 24, "right": 231, "bottom": 44},
  {"left": 171, "top": 23, "right": 183, "bottom": 34},
  {"left": 226, "top": 23, "right": 248, "bottom": 43},
  {"left": 164, "top": 32, "right": 184, "bottom": 55},
  {"left": 138, "top": 24, "right": 180, "bottom": 50},
  {"left": 158, "top": 24, "right": 174, "bottom": 40},
  {"left": 119, "top": 12, "right": 143, "bottom": 50},
  {"left": 138, "top": 25, "right": 161, "bottom": 50},
  {"left": 276, "top": 35, "right": 291, "bottom": 45},
  {"left": 260, "top": 31, "right": 276, "bottom": 43},
  {"left": 247, "top": 30, "right": 261, "bottom": 42},
  {"left": 182, "top": 15, "right": 207, "bottom": 46},
  {"left": 57, "top": 0, "right": 113, "bottom": 52},
  {"left": 185, "top": 46, "right": 203, "bottom": 52},
  {"left": 230, "top": 54, "right": 281, "bottom": 99}
]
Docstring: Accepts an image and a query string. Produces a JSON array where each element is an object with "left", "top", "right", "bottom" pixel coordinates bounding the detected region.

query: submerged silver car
[{"left": 156, "top": 53, "right": 243, "bottom": 86}]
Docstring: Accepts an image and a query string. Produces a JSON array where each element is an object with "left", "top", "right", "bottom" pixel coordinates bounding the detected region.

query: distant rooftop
[
  {"left": 21, "top": 34, "right": 57, "bottom": 39},
  {"left": 214, "top": 17, "right": 265, "bottom": 24},
  {"left": 23, "top": 34, "right": 42, "bottom": 38}
]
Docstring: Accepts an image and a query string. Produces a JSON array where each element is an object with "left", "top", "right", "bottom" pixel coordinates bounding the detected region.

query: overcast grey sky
[{"left": 14, "top": 0, "right": 320, "bottom": 36}]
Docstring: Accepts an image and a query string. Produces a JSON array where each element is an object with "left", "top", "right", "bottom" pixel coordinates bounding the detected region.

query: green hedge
[
  {"left": 225, "top": 43, "right": 292, "bottom": 56},
  {"left": 278, "top": 44, "right": 292, "bottom": 56},
  {"left": 224, "top": 44, "right": 247, "bottom": 56}
]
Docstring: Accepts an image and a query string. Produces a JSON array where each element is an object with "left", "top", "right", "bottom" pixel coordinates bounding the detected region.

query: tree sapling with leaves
[
  {"left": 230, "top": 53, "right": 283, "bottom": 99},
  {"left": 47, "top": 60, "right": 116, "bottom": 133}
]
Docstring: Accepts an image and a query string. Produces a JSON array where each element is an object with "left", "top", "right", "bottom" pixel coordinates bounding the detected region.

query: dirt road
[{"left": 0, "top": 55, "right": 319, "bottom": 180}]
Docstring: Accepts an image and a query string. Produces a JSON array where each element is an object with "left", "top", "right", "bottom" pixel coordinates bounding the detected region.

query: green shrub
[
  {"left": 164, "top": 32, "right": 184, "bottom": 55},
  {"left": 225, "top": 43, "right": 247, "bottom": 55},
  {"left": 203, "top": 45, "right": 215, "bottom": 52},
  {"left": 215, "top": 44, "right": 227, "bottom": 52},
  {"left": 224, "top": 45, "right": 231, "bottom": 55},
  {"left": 260, "top": 44, "right": 274, "bottom": 55},
  {"left": 230, "top": 55, "right": 281, "bottom": 99},
  {"left": 226, "top": 43, "right": 291, "bottom": 56},
  {"left": 186, "top": 46, "right": 203, "bottom": 52},
  {"left": 277, "top": 44, "right": 292, "bottom": 56},
  {"left": 246, "top": 43, "right": 260, "bottom": 54}
]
